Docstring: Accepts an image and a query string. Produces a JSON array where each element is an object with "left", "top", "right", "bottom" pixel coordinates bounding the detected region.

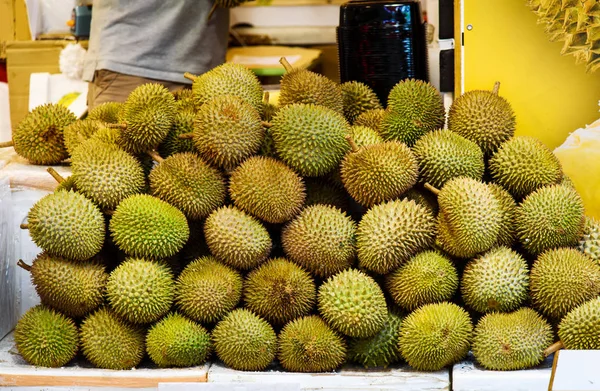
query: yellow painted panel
[{"left": 463, "top": 0, "right": 600, "bottom": 149}]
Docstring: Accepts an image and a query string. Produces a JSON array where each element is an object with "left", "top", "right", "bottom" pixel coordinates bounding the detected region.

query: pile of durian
[{"left": 5, "top": 57, "right": 600, "bottom": 373}]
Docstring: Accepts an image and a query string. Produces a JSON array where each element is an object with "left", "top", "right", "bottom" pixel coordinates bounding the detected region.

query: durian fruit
[
  {"left": 109, "top": 194, "right": 190, "bottom": 259},
  {"left": 557, "top": 297, "right": 600, "bottom": 350},
  {"left": 380, "top": 79, "right": 445, "bottom": 146},
  {"left": 386, "top": 250, "right": 459, "bottom": 311},
  {"left": 447, "top": 82, "right": 516, "bottom": 156},
  {"left": 350, "top": 125, "right": 384, "bottom": 148},
  {"left": 71, "top": 139, "right": 146, "bottom": 210},
  {"left": 578, "top": 216, "right": 600, "bottom": 264},
  {"left": 318, "top": 269, "right": 387, "bottom": 338},
  {"left": 278, "top": 315, "right": 347, "bottom": 372},
  {"left": 530, "top": 247, "right": 600, "bottom": 320},
  {"left": 63, "top": 119, "right": 106, "bottom": 155},
  {"left": 116, "top": 83, "right": 176, "bottom": 153},
  {"left": 185, "top": 63, "right": 263, "bottom": 112},
  {"left": 489, "top": 136, "right": 563, "bottom": 199},
  {"left": 244, "top": 258, "right": 316, "bottom": 326},
  {"left": 3, "top": 103, "right": 76, "bottom": 164},
  {"left": 80, "top": 307, "right": 145, "bottom": 370},
  {"left": 229, "top": 156, "right": 306, "bottom": 224},
  {"left": 21, "top": 253, "right": 107, "bottom": 318},
  {"left": 402, "top": 187, "right": 439, "bottom": 216},
  {"left": 341, "top": 81, "right": 383, "bottom": 124},
  {"left": 399, "top": 302, "right": 472, "bottom": 371},
  {"left": 90, "top": 126, "right": 122, "bottom": 145},
  {"left": 212, "top": 308, "right": 277, "bottom": 371},
  {"left": 488, "top": 183, "right": 517, "bottom": 247},
  {"left": 341, "top": 141, "right": 419, "bottom": 208},
  {"left": 27, "top": 190, "right": 105, "bottom": 261},
  {"left": 192, "top": 95, "right": 265, "bottom": 170},
  {"left": 281, "top": 204, "right": 356, "bottom": 278},
  {"left": 204, "top": 206, "right": 272, "bottom": 270},
  {"left": 354, "top": 108, "right": 386, "bottom": 134},
  {"left": 172, "top": 89, "right": 196, "bottom": 112},
  {"left": 158, "top": 110, "right": 195, "bottom": 157},
  {"left": 106, "top": 258, "right": 175, "bottom": 324},
  {"left": 357, "top": 199, "right": 437, "bottom": 275},
  {"left": 278, "top": 58, "right": 344, "bottom": 114},
  {"left": 175, "top": 256, "right": 243, "bottom": 323},
  {"left": 348, "top": 312, "right": 403, "bottom": 368},
  {"left": 304, "top": 178, "right": 349, "bottom": 210},
  {"left": 516, "top": 184, "right": 585, "bottom": 255},
  {"left": 435, "top": 178, "right": 502, "bottom": 259},
  {"left": 461, "top": 247, "right": 529, "bottom": 313},
  {"left": 146, "top": 313, "right": 211, "bottom": 367},
  {"left": 472, "top": 308, "right": 553, "bottom": 371},
  {"left": 149, "top": 152, "right": 226, "bottom": 220},
  {"left": 270, "top": 103, "right": 350, "bottom": 177},
  {"left": 87, "top": 102, "right": 122, "bottom": 123},
  {"left": 14, "top": 305, "right": 79, "bottom": 368},
  {"left": 412, "top": 129, "right": 485, "bottom": 188}
]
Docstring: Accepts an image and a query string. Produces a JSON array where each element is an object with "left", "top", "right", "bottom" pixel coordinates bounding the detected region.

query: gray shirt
[{"left": 83, "top": 0, "right": 230, "bottom": 84}]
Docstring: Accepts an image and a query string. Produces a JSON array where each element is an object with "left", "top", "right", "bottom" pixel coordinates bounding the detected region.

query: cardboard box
[{"left": 0, "top": 0, "right": 32, "bottom": 58}]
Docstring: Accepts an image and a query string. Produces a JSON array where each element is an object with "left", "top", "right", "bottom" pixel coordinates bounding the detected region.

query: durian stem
[
  {"left": 279, "top": 57, "right": 294, "bottom": 73},
  {"left": 345, "top": 135, "right": 359, "bottom": 152},
  {"left": 178, "top": 133, "right": 194, "bottom": 139},
  {"left": 492, "top": 81, "right": 500, "bottom": 94},
  {"left": 147, "top": 150, "right": 164, "bottom": 163},
  {"left": 424, "top": 182, "right": 440, "bottom": 196},
  {"left": 184, "top": 72, "right": 197, "bottom": 82},
  {"left": 263, "top": 91, "right": 270, "bottom": 105},
  {"left": 544, "top": 341, "right": 564, "bottom": 357},
  {"left": 46, "top": 167, "right": 65, "bottom": 184},
  {"left": 0, "top": 141, "right": 14, "bottom": 148},
  {"left": 107, "top": 123, "right": 127, "bottom": 129},
  {"left": 20, "top": 223, "right": 29, "bottom": 230},
  {"left": 262, "top": 121, "right": 272, "bottom": 128},
  {"left": 207, "top": 2, "right": 218, "bottom": 21},
  {"left": 17, "top": 260, "right": 31, "bottom": 272}
]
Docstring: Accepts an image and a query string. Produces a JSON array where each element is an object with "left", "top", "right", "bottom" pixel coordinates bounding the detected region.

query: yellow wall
[{"left": 462, "top": 0, "right": 600, "bottom": 149}]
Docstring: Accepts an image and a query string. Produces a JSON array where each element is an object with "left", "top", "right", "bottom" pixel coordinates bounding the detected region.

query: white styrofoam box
[
  {"left": 160, "top": 383, "right": 301, "bottom": 391},
  {"left": 0, "top": 176, "right": 17, "bottom": 340},
  {"left": 29, "top": 73, "right": 88, "bottom": 118},
  {"left": 0, "top": 83, "right": 10, "bottom": 143},
  {"left": 230, "top": 5, "right": 340, "bottom": 28},
  {"left": 208, "top": 362, "right": 450, "bottom": 390},
  {"left": 452, "top": 355, "right": 553, "bottom": 391},
  {"left": 551, "top": 350, "right": 600, "bottom": 391}
]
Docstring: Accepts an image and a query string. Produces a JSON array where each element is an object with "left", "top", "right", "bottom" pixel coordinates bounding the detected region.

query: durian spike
[
  {"left": 0, "top": 141, "right": 14, "bottom": 148},
  {"left": 184, "top": 72, "right": 198, "bottom": 82},
  {"left": 207, "top": 2, "right": 218, "bottom": 21},
  {"left": 345, "top": 134, "right": 360, "bottom": 153},
  {"left": 492, "top": 81, "right": 500, "bottom": 94},
  {"left": 561, "top": 0, "right": 578, "bottom": 10},
  {"left": 543, "top": 341, "right": 564, "bottom": 357},
  {"left": 20, "top": 223, "right": 29, "bottom": 230},
  {"left": 16, "top": 260, "right": 32, "bottom": 272},
  {"left": 178, "top": 133, "right": 194, "bottom": 139},
  {"left": 46, "top": 167, "right": 65, "bottom": 184},
  {"left": 107, "top": 123, "right": 127, "bottom": 129},
  {"left": 262, "top": 121, "right": 272, "bottom": 128},
  {"left": 279, "top": 57, "right": 294, "bottom": 73},
  {"left": 263, "top": 91, "right": 270, "bottom": 105},
  {"left": 147, "top": 150, "right": 164, "bottom": 163},
  {"left": 424, "top": 182, "right": 440, "bottom": 196}
]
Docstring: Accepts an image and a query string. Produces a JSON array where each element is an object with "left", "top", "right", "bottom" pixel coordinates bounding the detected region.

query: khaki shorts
[{"left": 87, "top": 69, "right": 189, "bottom": 111}]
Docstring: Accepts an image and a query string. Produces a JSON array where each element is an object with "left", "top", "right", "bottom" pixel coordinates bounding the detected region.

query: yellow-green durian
[
  {"left": 579, "top": 216, "right": 600, "bottom": 264},
  {"left": 350, "top": 125, "right": 384, "bottom": 148},
  {"left": 354, "top": 108, "right": 386, "bottom": 134},
  {"left": 348, "top": 312, "right": 403, "bottom": 368},
  {"left": 158, "top": 110, "right": 195, "bottom": 157},
  {"left": 87, "top": 102, "right": 122, "bottom": 123},
  {"left": 488, "top": 183, "right": 517, "bottom": 247},
  {"left": 341, "top": 81, "right": 383, "bottom": 124},
  {"left": 63, "top": 119, "right": 107, "bottom": 155},
  {"left": 558, "top": 297, "right": 600, "bottom": 350}
]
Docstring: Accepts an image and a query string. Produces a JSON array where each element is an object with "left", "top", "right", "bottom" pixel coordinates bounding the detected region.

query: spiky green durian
[
  {"left": 26, "top": 253, "right": 107, "bottom": 318},
  {"left": 193, "top": 95, "right": 265, "bottom": 170},
  {"left": 304, "top": 178, "right": 349, "bottom": 210},
  {"left": 351, "top": 125, "right": 384, "bottom": 148},
  {"left": 118, "top": 83, "right": 176, "bottom": 153},
  {"left": 579, "top": 216, "right": 600, "bottom": 264},
  {"left": 14, "top": 305, "right": 78, "bottom": 367},
  {"left": 259, "top": 127, "right": 278, "bottom": 158},
  {"left": 158, "top": 110, "right": 195, "bottom": 157},
  {"left": 435, "top": 178, "right": 502, "bottom": 258},
  {"left": 413, "top": 129, "right": 485, "bottom": 188},
  {"left": 530, "top": 247, "right": 600, "bottom": 320},
  {"left": 63, "top": 119, "right": 106, "bottom": 155},
  {"left": 175, "top": 256, "right": 243, "bottom": 323},
  {"left": 341, "top": 141, "right": 419, "bottom": 207},
  {"left": 473, "top": 308, "right": 553, "bottom": 370},
  {"left": 386, "top": 251, "right": 458, "bottom": 311},
  {"left": 149, "top": 152, "right": 226, "bottom": 220},
  {"left": 278, "top": 315, "right": 347, "bottom": 372},
  {"left": 87, "top": 102, "right": 122, "bottom": 123},
  {"left": 348, "top": 312, "right": 403, "bottom": 368},
  {"left": 448, "top": 82, "right": 516, "bottom": 155},
  {"left": 270, "top": 103, "right": 350, "bottom": 177},
  {"left": 357, "top": 199, "right": 437, "bottom": 274},
  {"left": 341, "top": 81, "right": 383, "bottom": 124},
  {"left": 489, "top": 136, "right": 563, "bottom": 198},
  {"left": 10, "top": 103, "right": 76, "bottom": 164},
  {"left": 558, "top": 297, "right": 600, "bottom": 350},
  {"left": 146, "top": 313, "right": 211, "bottom": 367},
  {"left": 106, "top": 258, "right": 174, "bottom": 324},
  {"left": 461, "top": 247, "right": 529, "bottom": 313},
  {"left": 318, "top": 269, "right": 387, "bottom": 338},
  {"left": 399, "top": 302, "right": 472, "bottom": 371},
  {"left": 71, "top": 139, "right": 146, "bottom": 210},
  {"left": 109, "top": 194, "right": 190, "bottom": 259},
  {"left": 354, "top": 108, "right": 385, "bottom": 134},
  {"left": 401, "top": 187, "right": 439, "bottom": 216},
  {"left": 380, "top": 79, "right": 445, "bottom": 146},
  {"left": 229, "top": 156, "right": 306, "bottom": 224},
  {"left": 80, "top": 308, "right": 145, "bottom": 369},
  {"left": 89, "top": 126, "right": 122, "bottom": 145},
  {"left": 173, "top": 89, "right": 196, "bottom": 112},
  {"left": 204, "top": 206, "right": 272, "bottom": 270},
  {"left": 212, "top": 308, "right": 277, "bottom": 371},
  {"left": 282, "top": 204, "right": 356, "bottom": 278},
  {"left": 516, "top": 184, "right": 585, "bottom": 255},
  {"left": 27, "top": 190, "right": 105, "bottom": 261},
  {"left": 488, "top": 183, "right": 517, "bottom": 247},
  {"left": 54, "top": 175, "right": 77, "bottom": 192}
]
